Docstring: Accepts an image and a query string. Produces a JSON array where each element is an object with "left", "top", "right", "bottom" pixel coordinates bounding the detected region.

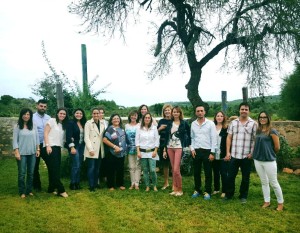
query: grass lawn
[{"left": 0, "top": 156, "right": 299, "bottom": 233}]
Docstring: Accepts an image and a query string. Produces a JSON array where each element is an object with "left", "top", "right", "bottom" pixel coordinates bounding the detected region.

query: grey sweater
[{"left": 13, "top": 124, "right": 40, "bottom": 155}]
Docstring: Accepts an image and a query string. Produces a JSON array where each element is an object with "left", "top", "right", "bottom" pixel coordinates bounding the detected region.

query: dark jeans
[
  {"left": 17, "top": 154, "right": 36, "bottom": 195},
  {"left": 86, "top": 157, "right": 101, "bottom": 189},
  {"left": 226, "top": 157, "right": 252, "bottom": 199},
  {"left": 107, "top": 155, "right": 125, "bottom": 188},
  {"left": 193, "top": 148, "right": 212, "bottom": 194},
  {"left": 47, "top": 146, "right": 65, "bottom": 194},
  {"left": 33, "top": 144, "right": 49, "bottom": 190},
  {"left": 212, "top": 159, "right": 230, "bottom": 193},
  {"left": 70, "top": 143, "right": 84, "bottom": 185}
]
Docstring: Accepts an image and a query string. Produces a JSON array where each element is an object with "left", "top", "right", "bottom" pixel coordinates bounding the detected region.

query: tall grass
[{"left": 0, "top": 157, "right": 299, "bottom": 233}]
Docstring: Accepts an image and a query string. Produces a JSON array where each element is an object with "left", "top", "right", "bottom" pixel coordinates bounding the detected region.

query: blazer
[
  {"left": 66, "top": 120, "right": 85, "bottom": 150},
  {"left": 84, "top": 119, "right": 104, "bottom": 159},
  {"left": 165, "top": 119, "right": 191, "bottom": 148}
]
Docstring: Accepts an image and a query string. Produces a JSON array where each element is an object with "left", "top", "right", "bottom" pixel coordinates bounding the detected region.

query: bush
[{"left": 276, "top": 135, "right": 294, "bottom": 170}]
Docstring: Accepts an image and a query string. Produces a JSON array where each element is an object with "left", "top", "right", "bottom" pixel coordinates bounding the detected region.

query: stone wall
[{"left": 1, "top": 117, "right": 299, "bottom": 157}]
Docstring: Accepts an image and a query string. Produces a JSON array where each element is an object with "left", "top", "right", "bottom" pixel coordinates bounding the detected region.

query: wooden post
[
  {"left": 56, "top": 83, "right": 64, "bottom": 108},
  {"left": 81, "top": 44, "right": 88, "bottom": 95},
  {"left": 242, "top": 87, "right": 248, "bottom": 102},
  {"left": 221, "top": 91, "right": 227, "bottom": 112}
]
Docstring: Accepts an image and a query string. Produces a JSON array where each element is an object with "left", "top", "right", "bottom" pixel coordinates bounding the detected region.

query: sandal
[
  {"left": 262, "top": 202, "right": 271, "bottom": 208},
  {"left": 276, "top": 203, "right": 284, "bottom": 211}
]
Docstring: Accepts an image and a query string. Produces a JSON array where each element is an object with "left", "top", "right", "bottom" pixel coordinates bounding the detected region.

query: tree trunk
[{"left": 185, "top": 67, "right": 209, "bottom": 112}]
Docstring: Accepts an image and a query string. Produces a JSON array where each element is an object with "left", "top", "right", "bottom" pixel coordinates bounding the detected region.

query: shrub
[{"left": 276, "top": 135, "right": 294, "bottom": 170}]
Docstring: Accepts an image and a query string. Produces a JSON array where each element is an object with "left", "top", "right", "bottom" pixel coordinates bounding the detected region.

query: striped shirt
[{"left": 227, "top": 118, "right": 257, "bottom": 159}]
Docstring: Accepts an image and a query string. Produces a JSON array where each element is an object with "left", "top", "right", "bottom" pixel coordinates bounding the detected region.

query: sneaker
[
  {"left": 169, "top": 191, "right": 177, "bottom": 195},
  {"left": 191, "top": 191, "right": 200, "bottom": 198},
  {"left": 203, "top": 192, "right": 211, "bottom": 200},
  {"left": 240, "top": 198, "right": 247, "bottom": 204},
  {"left": 212, "top": 191, "right": 220, "bottom": 195},
  {"left": 221, "top": 193, "right": 226, "bottom": 198}
]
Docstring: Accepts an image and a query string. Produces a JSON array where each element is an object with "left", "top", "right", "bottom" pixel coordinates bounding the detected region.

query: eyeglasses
[{"left": 259, "top": 117, "right": 268, "bottom": 119}]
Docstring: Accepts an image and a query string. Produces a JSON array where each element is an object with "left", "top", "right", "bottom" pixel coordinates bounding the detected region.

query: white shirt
[
  {"left": 135, "top": 125, "right": 160, "bottom": 160},
  {"left": 190, "top": 118, "right": 217, "bottom": 153},
  {"left": 44, "top": 118, "right": 65, "bottom": 147}
]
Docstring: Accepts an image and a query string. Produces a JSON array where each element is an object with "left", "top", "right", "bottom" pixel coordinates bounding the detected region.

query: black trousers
[
  {"left": 226, "top": 157, "right": 252, "bottom": 199},
  {"left": 193, "top": 148, "right": 212, "bottom": 194},
  {"left": 212, "top": 159, "right": 230, "bottom": 193},
  {"left": 46, "top": 146, "right": 65, "bottom": 194},
  {"left": 33, "top": 144, "right": 49, "bottom": 190},
  {"left": 106, "top": 155, "right": 125, "bottom": 188}
]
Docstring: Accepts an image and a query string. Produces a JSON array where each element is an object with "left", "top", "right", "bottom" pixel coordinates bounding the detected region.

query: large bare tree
[{"left": 69, "top": 0, "right": 300, "bottom": 109}]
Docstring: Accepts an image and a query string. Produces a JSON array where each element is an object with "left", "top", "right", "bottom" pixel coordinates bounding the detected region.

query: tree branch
[{"left": 154, "top": 20, "right": 177, "bottom": 57}]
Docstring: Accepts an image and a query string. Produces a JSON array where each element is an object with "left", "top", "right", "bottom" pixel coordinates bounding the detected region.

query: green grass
[{"left": 0, "top": 157, "right": 299, "bottom": 233}]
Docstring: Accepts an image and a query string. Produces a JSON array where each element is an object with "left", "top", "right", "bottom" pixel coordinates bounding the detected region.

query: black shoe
[
  {"left": 89, "top": 187, "right": 95, "bottom": 192},
  {"left": 223, "top": 196, "right": 233, "bottom": 202},
  {"left": 75, "top": 183, "right": 81, "bottom": 190},
  {"left": 69, "top": 183, "right": 77, "bottom": 190},
  {"left": 34, "top": 187, "right": 42, "bottom": 192}
]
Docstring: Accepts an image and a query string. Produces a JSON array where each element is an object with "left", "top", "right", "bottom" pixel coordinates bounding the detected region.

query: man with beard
[
  {"left": 224, "top": 102, "right": 257, "bottom": 203},
  {"left": 190, "top": 105, "right": 217, "bottom": 200},
  {"left": 32, "top": 99, "right": 51, "bottom": 191}
]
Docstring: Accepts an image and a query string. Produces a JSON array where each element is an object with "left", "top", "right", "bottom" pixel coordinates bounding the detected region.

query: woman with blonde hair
[{"left": 157, "top": 104, "right": 172, "bottom": 189}]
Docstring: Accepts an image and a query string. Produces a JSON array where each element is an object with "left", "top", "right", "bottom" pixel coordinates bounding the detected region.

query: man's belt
[{"left": 140, "top": 148, "right": 155, "bottom": 152}]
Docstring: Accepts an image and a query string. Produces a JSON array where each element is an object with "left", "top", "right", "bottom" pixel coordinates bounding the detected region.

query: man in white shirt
[
  {"left": 190, "top": 105, "right": 217, "bottom": 200},
  {"left": 32, "top": 99, "right": 51, "bottom": 191}
]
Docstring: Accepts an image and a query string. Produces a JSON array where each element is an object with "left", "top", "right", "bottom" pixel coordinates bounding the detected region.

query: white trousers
[
  {"left": 254, "top": 159, "right": 284, "bottom": 203},
  {"left": 128, "top": 155, "right": 141, "bottom": 186}
]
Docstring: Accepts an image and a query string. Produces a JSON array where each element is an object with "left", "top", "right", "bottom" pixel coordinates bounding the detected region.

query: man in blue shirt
[
  {"left": 32, "top": 99, "right": 51, "bottom": 191},
  {"left": 190, "top": 105, "right": 217, "bottom": 200}
]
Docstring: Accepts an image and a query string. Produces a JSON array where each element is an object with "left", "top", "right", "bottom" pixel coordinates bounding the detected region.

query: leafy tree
[
  {"left": 69, "top": 0, "right": 300, "bottom": 110},
  {"left": 280, "top": 64, "right": 300, "bottom": 120},
  {"left": 0, "top": 95, "right": 15, "bottom": 105}
]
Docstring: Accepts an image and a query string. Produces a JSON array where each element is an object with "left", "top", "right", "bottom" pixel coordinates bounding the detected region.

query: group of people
[{"left": 13, "top": 100, "right": 284, "bottom": 211}]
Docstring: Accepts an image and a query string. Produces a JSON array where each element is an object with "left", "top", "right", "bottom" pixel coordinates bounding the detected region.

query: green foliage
[
  {"left": 280, "top": 64, "right": 300, "bottom": 120},
  {"left": 0, "top": 96, "right": 36, "bottom": 117},
  {"left": 277, "top": 135, "right": 294, "bottom": 171}
]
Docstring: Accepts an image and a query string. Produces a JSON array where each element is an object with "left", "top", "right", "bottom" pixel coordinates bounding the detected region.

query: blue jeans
[
  {"left": 140, "top": 158, "right": 157, "bottom": 187},
  {"left": 226, "top": 157, "right": 252, "bottom": 199},
  {"left": 17, "top": 154, "right": 36, "bottom": 195},
  {"left": 70, "top": 144, "right": 84, "bottom": 184},
  {"left": 86, "top": 158, "right": 101, "bottom": 189}
]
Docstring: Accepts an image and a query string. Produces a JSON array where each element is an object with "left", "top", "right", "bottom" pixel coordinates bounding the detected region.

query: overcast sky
[{"left": 0, "top": 0, "right": 294, "bottom": 107}]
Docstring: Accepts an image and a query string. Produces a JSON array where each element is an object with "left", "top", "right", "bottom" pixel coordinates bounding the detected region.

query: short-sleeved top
[
  {"left": 44, "top": 118, "right": 65, "bottom": 147},
  {"left": 253, "top": 129, "right": 279, "bottom": 161},
  {"left": 227, "top": 118, "right": 257, "bottom": 159},
  {"left": 125, "top": 123, "right": 139, "bottom": 155},
  {"left": 104, "top": 126, "right": 127, "bottom": 158},
  {"left": 157, "top": 118, "right": 172, "bottom": 147}
]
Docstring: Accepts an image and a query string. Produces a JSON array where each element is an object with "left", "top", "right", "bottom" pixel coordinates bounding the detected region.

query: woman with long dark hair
[
  {"left": 13, "top": 108, "right": 40, "bottom": 198},
  {"left": 136, "top": 113, "right": 159, "bottom": 192},
  {"left": 66, "top": 108, "right": 87, "bottom": 190},
  {"left": 44, "top": 107, "right": 69, "bottom": 197},
  {"left": 253, "top": 111, "right": 284, "bottom": 211}
]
